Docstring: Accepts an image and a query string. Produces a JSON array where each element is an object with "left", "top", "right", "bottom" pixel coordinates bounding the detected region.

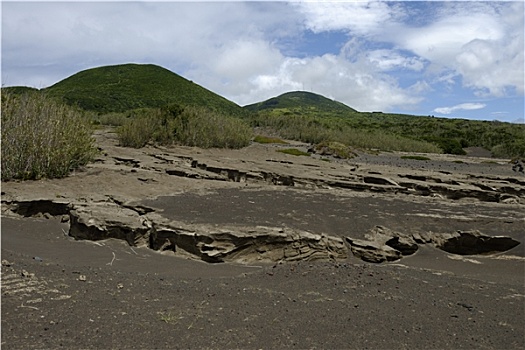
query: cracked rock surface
[{"left": 2, "top": 128, "right": 524, "bottom": 349}]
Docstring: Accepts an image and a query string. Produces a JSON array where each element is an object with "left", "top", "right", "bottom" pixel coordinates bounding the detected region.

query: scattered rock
[
  {"left": 21, "top": 270, "right": 35, "bottom": 278},
  {"left": 78, "top": 275, "right": 87, "bottom": 282}
]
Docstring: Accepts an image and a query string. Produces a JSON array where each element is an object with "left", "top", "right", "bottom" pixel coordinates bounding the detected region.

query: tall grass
[
  {"left": 1, "top": 92, "right": 97, "bottom": 180},
  {"left": 118, "top": 106, "right": 253, "bottom": 149},
  {"left": 252, "top": 113, "right": 442, "bottom": 154}
]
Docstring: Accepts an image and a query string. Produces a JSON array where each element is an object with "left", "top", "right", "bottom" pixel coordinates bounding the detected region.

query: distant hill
[
  {"left": 42, "top": 63, "right": 245, "bottom": 115},
  {"left": 244, "top": 91, "right": 358, "bottom": 116},
  {"left": 2, "top": 86, "right": 40, "bottom": 95}
]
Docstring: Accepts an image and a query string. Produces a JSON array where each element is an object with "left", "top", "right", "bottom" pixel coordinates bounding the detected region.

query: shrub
[
  {"left": 1, "top": 92, "right": 96, "bottom": 180},
  {"left": 314, "top": 141, "right": 357, "bottom": 159},
  {"left": 91, "top": 112, "right": 128, "bottom": 126},
  {"left": 117, "top": 106, "right": 253, "bottom": 149},
  {"left": 251, "top": 112, "right": 442, "bottom": 154},
  {"left": 172, "top": 106, "right": 253, "bottom": 149}
]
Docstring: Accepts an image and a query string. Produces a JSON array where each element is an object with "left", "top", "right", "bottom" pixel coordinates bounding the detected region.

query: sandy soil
[{"left": 1, "top": 128, "right": 524, "bottom": 349}]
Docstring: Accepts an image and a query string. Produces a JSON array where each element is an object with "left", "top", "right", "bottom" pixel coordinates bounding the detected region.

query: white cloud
[
  {"left": 433, "top": 103, "right": 486, "bottom": 115},
  {"left": 294, "top": 0, "right": 401, "bottom": 35},
  {"left": 207, "top": 52, "right": 423, "bottom": 111},
  {"left": 1, "top": 1, "right": 522, "bottom": 118},
  {"left": 383, "top": 2, "right": 523, "bottom": 98},
  {"left": 367, "top": 49, "right": 425, "bottom": 71}
]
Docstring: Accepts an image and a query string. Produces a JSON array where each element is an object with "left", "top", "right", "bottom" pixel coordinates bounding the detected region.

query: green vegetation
[
  {"left": 44, "top": 63, "right": 246, "bottom": 116},
  {"left": 253, "top": 135, "right": 288, "bottom": 144},
  {"left": 245, "top": 91, "right": 357, "bottom": 115},
  {"left": 247, "top": 92, "right": 525, "bottom": 158},
  {"left": 400, "top": 155, "right": 431, "bottom": 161},
  {"left": 277, "top": 148, "right": 311, "bottom": 157},
  {"left": 314, "top": 141, "right": 357, "bottom": 159},
  {"left": 1, "top": 92, "right": 96, "bottom": 180},
  {"left": 3, "top": 64, "right": 524, "bottom": 158},
  {"left": 117, "top": 105, "right": 252, "bottom": 149},
  {"left": 251, "top": 112, "right": 442, "bottom": 154}
]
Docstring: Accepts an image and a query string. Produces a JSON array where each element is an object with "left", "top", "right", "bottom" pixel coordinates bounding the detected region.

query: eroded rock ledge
[
  {"left": 346, "top": 226, "right": 520, "bottom": 263},
  {"left": 1, "top": 199, "right": 520, "bottom": 265}
]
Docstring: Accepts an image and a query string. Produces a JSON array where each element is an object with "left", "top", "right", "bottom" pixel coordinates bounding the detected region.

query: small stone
[
  {"left": 78, "top": 275, "right": 87, "bottom": 282},
  {"left": 1, "top": 259, "right": 12, "bottom": 267},
  {"left": 117, "top": 283, "right": 124, "bottom": 289},
  {"left": 21, "top": 270, "right": 35, "bottom": 278}
]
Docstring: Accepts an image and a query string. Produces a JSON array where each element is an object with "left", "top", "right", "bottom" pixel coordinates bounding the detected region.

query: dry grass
[
  {"left": 1, "top": 92, "right": 97, "bottom": 180},
  {"left": 118, "top": 106, "right": 253, "bottom": 149}
]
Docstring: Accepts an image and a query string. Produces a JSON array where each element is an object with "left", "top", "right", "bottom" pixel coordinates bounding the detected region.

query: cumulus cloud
[
  {"left": 434, "top": 103, "right": 486, "bottom": 115},
  {"left": 1, "top": 1, "right": 522, "bottom": 117},
  {"left": 383, "top": 1, "right": 523, "bottom": 97},
  {"left": 208, "top": 51, "right": 423, "bottom": 111},
  {"left": 367, "top": 50, "right": 425, "bottom": 72},
  {"left": 294, "top": 0, "right": 401, "bottom": 35}
]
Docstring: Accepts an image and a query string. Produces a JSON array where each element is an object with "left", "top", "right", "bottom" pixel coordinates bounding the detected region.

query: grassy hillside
[
  {"left": 247, "top": 93, "right": 525, "bottom": 157},
  {"left": 3, "top": 63, "right": 523, "bottom": 157},
  {"left": 244, "top": 91, "right": 357, "bottom": 116},
  {"left": 1, "top": 86, "right": 40, "bottom": 95},
  {"left": 43, "top": 63, "right": 245, "bottom": 116}
]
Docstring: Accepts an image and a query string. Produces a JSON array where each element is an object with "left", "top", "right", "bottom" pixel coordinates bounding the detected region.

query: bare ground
[{"left": 1, "top": 128, "right": 524, "bottom": 349}]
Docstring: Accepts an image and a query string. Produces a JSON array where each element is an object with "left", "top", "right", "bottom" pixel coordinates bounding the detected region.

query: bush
[
  {"left": 117, "top": 112, "right": 163, "bottom": 148},
  {"left": 117, "top": 106, "right": 253, "bottom": 149},
  {"left": 314, "top": 141, "right": 357, "bottom": 159},
  {"left": 251, "top": 112, "right": 442, "bottom": 154},
  {"left": 1, "top": 92, "right": 96, "bottom": 180},
  {"left": 90, "top": 112, "right": 128, "bottom": 126}
]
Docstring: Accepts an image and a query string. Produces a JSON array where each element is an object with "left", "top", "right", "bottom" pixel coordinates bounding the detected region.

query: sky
[{"left": 1, "top": 1, "right": 524, "bottom": 123}]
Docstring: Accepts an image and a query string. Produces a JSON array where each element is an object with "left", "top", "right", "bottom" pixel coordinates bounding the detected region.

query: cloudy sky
[{"left": 2, "top": 1, "right": 523, "bottom": 122}]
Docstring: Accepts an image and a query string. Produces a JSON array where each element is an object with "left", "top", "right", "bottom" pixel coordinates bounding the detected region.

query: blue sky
[{"left": 1, "top": 1, "right": 523, "bottom": 122}]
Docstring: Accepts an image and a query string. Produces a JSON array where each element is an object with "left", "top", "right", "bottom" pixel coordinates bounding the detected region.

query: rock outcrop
[
  {"left": 346, "top": 225, "right": 520, "bottom": 263},
  {"left": 64, "top": 202, "right": 348, "bottom": 264}
]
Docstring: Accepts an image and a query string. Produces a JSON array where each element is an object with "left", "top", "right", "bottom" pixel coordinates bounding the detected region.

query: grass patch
[
  {"left": 400, "top": 155, "right": 431, "bottom": 161},
  {"left": 277, "top": 148, "right": 311, "bottom": 157},
  {"left": 253, "top": 135, "right": 288, "bottom": 144},
  {"left": 90, "top": 112, "right": 128, "bottom": 127},
  {"left": 158, "top": 311, "right": 179, "bottom": 325},
  {"left": 1, "top": 92, "right": 97, "bottom": 180},
  {"left": 118, "top": 106, "right": 253, "bottom": 149},
  {"left": 251, "top": 113, "right": 442, "bottom": 154},
  {"left": 314, "top": 141, "right": 357, "bottom": 159}
]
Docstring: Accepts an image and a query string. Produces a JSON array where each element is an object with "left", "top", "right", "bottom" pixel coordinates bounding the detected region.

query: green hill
[
  {"left": 247, "top": 91, "right": 525, "bottom": 157},
  {"left": 244, "top": 91, "right": 357, "bottom": 116},
  {"left": 1, "top": 86, "right": 40, "bottom": 95},
  {"left": 43, "top": 63, "right": 245, "bottom": 115}
]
